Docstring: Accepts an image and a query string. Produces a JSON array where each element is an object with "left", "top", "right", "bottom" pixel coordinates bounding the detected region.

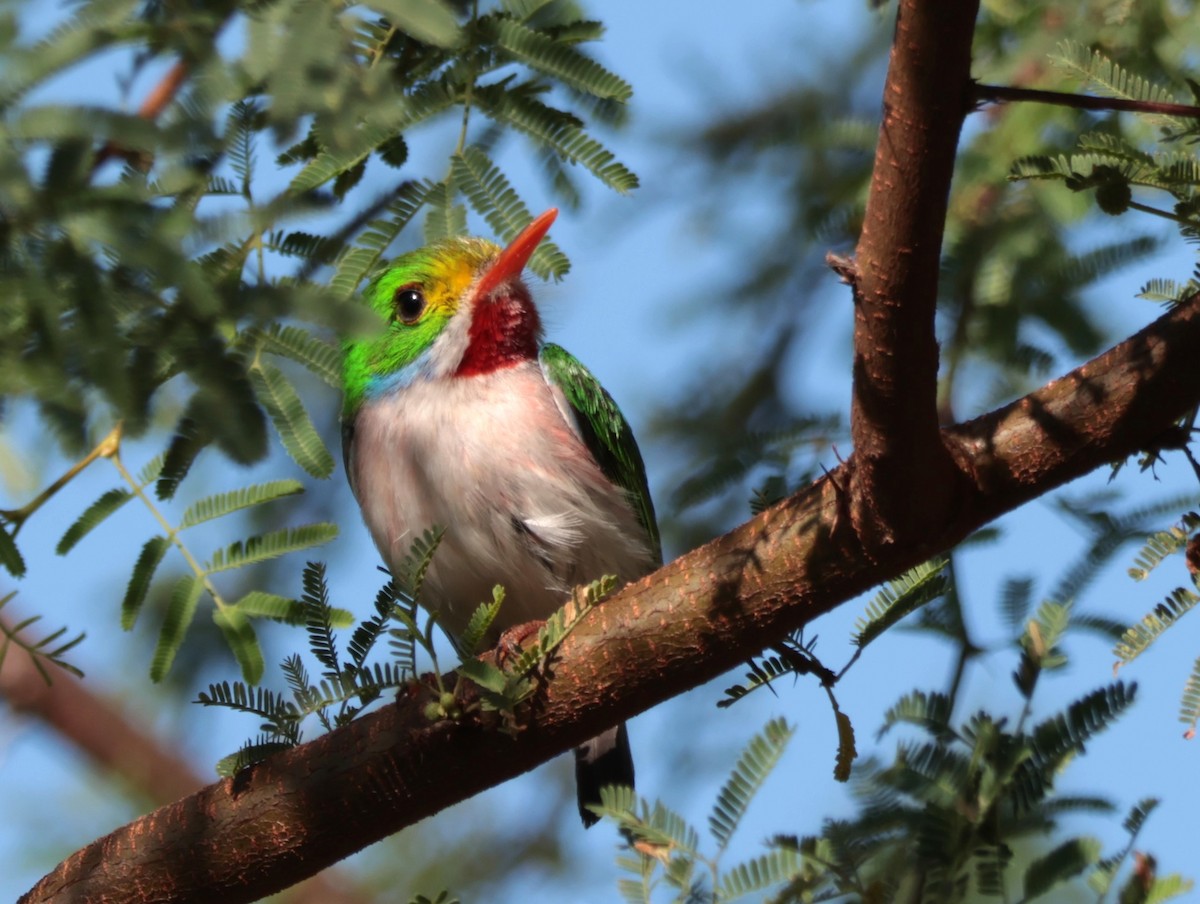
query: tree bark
[
  {"left": 849, "top": 0, "right": 980, "bottom": 550},
  {"left": 0, "top": 615, "right": 369, "bottom": 904}
]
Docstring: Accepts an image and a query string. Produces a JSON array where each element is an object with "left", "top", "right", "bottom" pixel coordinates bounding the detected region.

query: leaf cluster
[
  {"left": 198, "top": 552, "right": 442, "bottom": 775},
  {"left": 456, "top": 573, "right": 615, "bottom": 730},
  {"left": 0, "top": 589, "right": 84, "bottom": 682},
  {"left": 52, "top": 448, "right": 337, "bottom": 684},
  {"left": 601, "top": 547, "right": 1191, "bottom": 903}
]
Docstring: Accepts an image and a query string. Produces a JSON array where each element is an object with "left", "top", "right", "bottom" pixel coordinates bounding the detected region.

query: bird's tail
[{"left": 574, "top": 722, "right": 634, "bottom": 828}]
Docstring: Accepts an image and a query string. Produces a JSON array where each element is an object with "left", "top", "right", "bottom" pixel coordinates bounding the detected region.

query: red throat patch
[{"left": 456, "top": 286, "right": 542, "bottom": 376}]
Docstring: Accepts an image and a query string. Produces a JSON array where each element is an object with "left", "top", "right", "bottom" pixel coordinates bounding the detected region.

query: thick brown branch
[
  {"left": 22, "top": 294, "right": 1200, "bottom": 904},
  {"left": 974, "top": 82, "right": 1200, "bottom": 119},
  {"left": 848, "top": 0, "right": 980, "bottom": 550},
  {"left": 0, "top": 619, "right": 367, "bottom": 904}
]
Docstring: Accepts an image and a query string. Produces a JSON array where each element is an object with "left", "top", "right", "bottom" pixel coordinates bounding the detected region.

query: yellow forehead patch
[{"left": 424, "top": 238, "right": 498, "bottom": 313}]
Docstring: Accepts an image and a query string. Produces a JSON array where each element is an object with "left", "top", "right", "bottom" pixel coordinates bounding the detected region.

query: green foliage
[
  {"left": 178, "top": 480, "right": 305, "bottom": 530},
  {"left": 199, "top": 559, "right": 428, "bottom": 768},
  {"left": 852, "top": 557, "right": 950, "bottom": 648},
  {"left": 247, "top": 362, "right": 335, "bottom": 479},
  {"left": 1128, "top": 512, "right": 1200, "bottom": 580},
  {"left": 1178, "top": 657, "right": 1200, "bottom": 738},
  {"left": 122, "top": 535, "right": 170, "bottom": 630},
  {"left": 0, "top": 524, "right": 25, "bottom": 577},
  {"left": 205, "top": 524, "right": 339, "bottom": 575},
  {"left": 1014, "top": 600, "right": 1072, "bottom": 700},
  {"left": 1051, "top": 40, "right": 1188, "bottom": 132},
  {"left": 55, "top": 487, "right": 132, "bottom": 554},
  {"left": 1023, "top": 837, "right": 1102, "bottom": 900},
  {"left": 0, "top": 590, "right": 84, "bottom": 683},
  {"left": 451, "top": 147, "right": 570, "bottom": 279},
  {"left": 593, "top": 721, "right": 795, "bottom": 902},
  {"left": 457, "top": 587, "right": 506, "bottom": 658},
  {"left": 607, "top": 533, "right": 1189, "bottom": 902},
  {"left": 43, "top": 436, "right": 338, "bottom": 682},
  {"left": 150, "top": 574, "right": 206, "bottom": 683},
  {"left": 1010, "top": 46, "right": 1200, "bottom": 242},
  {"left": 708, "top": 717, "right": 794, "bottom": 853},
  {"left": 456, "top": 574, "right": 614, "bottom": 726}
]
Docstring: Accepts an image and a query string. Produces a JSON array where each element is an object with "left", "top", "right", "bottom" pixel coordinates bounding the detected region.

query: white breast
[{"left": 349, "top": 361, "right": 655, "bottom": 644}]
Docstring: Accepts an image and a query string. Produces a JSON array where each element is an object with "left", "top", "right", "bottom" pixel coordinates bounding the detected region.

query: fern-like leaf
[
  {"left": 1179, "top": 656, "right": 1200, "bottom": 736},
  {"left": 451, "top": 147, "right": 569, "bottom": 280},
  {"left": 1123, "top": 797, "right": 1160, "bottom": 836},
  {"left": 877, "top": 690, "right": 955, "bottom": 742},
  {"left": 329, "top": 180, "right": 434, "bottom": 298},
  {"left": 1052, "top": 40, "right": 1184, "bottom": 128},
  {"left": 709, "top": 717, "right": 794, "bottom": 852},
  {"left": 347, "top": 581, "right": 396, "bottom": 671},
  {"left": 716, "top": 847, "right": 802, "bottom": 900},
  {"left": 364, "top": 0, "right": 461, "bottom": 49},
  {"left": 1023, "top": 837, "right": 1102, "bottom": 901},
  {"left": 491, "top": 19, "right": 631, "bottom": 101},
  {"left": 999, "top": 576, "right": 1035, "bottom": 634},
  {"left": 1114, "top": 587, "right": 1200, "bottom": 666},
  {"left": 150, "top": 574, "right": 205, "bottom": 682},
  {"left": 205, "top": 524, "right": 338, "bottom": 575},
  {"left": 423, "top": 178, "right": 468, "bottom": 242},
  {"left": 0, "top": 526, "right": 26, "bottom": 577},
  {"left": 213, "top": 606, "right": 265, "bottom": 684},
  {"left": 1127, "top": 512, "right": 1199, "bottom": 580},
  {"left": 852, "top": 558, "right": 949, "bottom": 648},
  {"left": 393, "top": 526, "right": 445, "bottom": 602},
  {"left": 1020, "top": 683, "right": 1137, "bottom": 808},
  {"left": 247, "top": 324, "right": 343, "bottom": 388},
  {"left": 1138, "top": 277, "right": 1200, "bottom": 306},
  {"left": 250, "top": 363, "right": 335, "bottom": 478},
  {"left": 56, "top": 487, "right": 132, "bottom": 554},
  {"left": 121, "top": 535, "right": 170, "bottom": 630},
  {"left": 301, "top": 561, "right": 340, "bottom": 677},
  {"left": 156, "top": 414, "right": 212, "bottom": 501},
  {"left": 179, "top": 480, "right": 305, "bottom": 529},
  {"left": 457, "top": 587, "right": 504, "bottom": 656},
  {"left": 0, "top": 591, "right": 85, "bottom": 682},
  {"left": 475, "top": 86, "right": 638, "bottom": 193}
]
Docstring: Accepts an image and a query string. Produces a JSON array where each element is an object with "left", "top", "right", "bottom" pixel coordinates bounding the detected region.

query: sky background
[{"left": 2, "top": 2, "right": 1199, "bottom": 901}]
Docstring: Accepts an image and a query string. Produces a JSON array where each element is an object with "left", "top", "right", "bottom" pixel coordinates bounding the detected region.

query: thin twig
[
  {"left": 0, "top": 425, "right": 122, "bottom": 535},
  {"left": 93, "top": 60, "right": 190, "bottom": 172},
  {"left": 973, "top": 82, "right": 1200, "bottom": 120}
]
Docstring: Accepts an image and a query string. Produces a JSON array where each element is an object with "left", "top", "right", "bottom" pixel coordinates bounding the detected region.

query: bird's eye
[{"left": 394, "top": 286, "right": 426, "bottom": 324}]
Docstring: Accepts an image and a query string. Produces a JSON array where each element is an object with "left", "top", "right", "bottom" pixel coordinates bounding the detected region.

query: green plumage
[{"left": 539, "top": 343, "right": 662, "bottom": 566}]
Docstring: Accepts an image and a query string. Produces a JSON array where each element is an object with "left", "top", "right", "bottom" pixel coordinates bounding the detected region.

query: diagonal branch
[
  {"left": 973, "top": 82, "right": 1200, "bottom": 119},
  {"left": 848, "top": 0, "right": 980, "bottom": 551},
  {"left": 21, "top": 292, "right": 1200, "bottom": 904},
  {"left": 0, "top": 614, "right": 368, "bottom": 904}
]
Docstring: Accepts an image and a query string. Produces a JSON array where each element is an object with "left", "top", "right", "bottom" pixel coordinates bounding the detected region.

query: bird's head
[{"left": 343, "top": 208, "right": 558, "bottom": 413}]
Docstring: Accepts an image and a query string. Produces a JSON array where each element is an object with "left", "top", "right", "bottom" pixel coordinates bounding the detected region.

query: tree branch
[
  {"left": 0, "top": 616, "right": 367, "bottom": 904},
  {"left": 21, "top": 293, "right": 1200, "bottom": 904},
  {"left": 973, "top": 82, "right": 1200, "bottom": 119},
  {"left": 848, "top": 0, "right": 980, "bottom": 550}
]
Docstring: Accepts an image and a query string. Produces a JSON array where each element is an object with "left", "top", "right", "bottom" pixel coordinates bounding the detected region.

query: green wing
[{"left": 539, "top": 343, "right": 662, "bottom": 565}]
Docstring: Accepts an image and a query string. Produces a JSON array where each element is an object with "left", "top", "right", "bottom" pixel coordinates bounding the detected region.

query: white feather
[{"left": 349, "top": 360, "right": 655, "bottom": 643}]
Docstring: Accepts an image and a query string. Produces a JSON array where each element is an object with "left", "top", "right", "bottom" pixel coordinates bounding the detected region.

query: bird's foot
[{"left": 495, "top": 618, "right": 545, "bottom": 668}]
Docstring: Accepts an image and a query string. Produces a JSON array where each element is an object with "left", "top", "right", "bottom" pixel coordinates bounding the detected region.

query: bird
[{"left": 341, "top": 208, "right": 660, "bottom": 826}]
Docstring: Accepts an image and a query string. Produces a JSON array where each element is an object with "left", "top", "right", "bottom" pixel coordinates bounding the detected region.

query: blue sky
[{"left": 2, "top": 2, "right": 1199, "bottom": 901}]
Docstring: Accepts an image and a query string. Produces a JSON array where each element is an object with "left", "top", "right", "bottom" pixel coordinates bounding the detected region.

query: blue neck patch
[{"left": 364, "top": 350, "right": 435, "bottom": 399}]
